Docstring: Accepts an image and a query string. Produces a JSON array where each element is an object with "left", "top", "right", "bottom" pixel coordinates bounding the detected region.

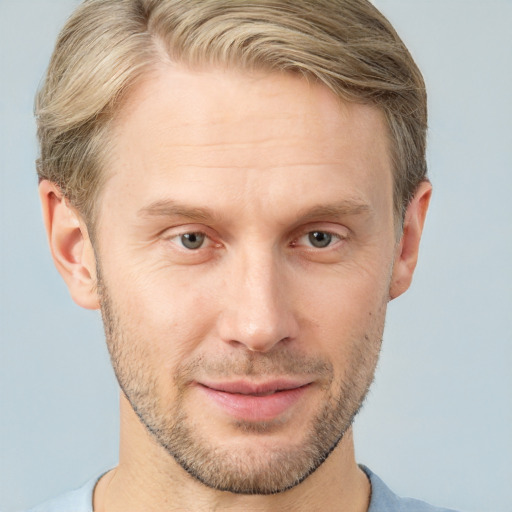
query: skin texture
[{"left": 40, "top": 65, "right": 431, "bottom": 511}]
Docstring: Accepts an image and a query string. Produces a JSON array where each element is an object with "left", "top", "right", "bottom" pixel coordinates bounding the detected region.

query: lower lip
[{"left": 198, "top": 384, "right": 310, "bottom": 422}]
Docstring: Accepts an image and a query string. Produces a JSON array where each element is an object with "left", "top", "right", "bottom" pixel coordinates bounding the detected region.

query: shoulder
[
  {"left": 361, "top": 466, "right": 461, "bottom": 512},
  {"left": 24, "top": 476, "right": 99, "bottom": 512}
]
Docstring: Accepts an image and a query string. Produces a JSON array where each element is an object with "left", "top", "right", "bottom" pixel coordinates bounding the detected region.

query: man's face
[{"left": 94, "top": 65, "right": 397, "bottom": 494}]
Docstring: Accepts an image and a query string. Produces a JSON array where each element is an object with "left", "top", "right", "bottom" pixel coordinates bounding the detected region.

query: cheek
[
  {"left": 293, "top": 262, "right": 389, "bottom": 357},
  {"left": 296, "top": 259, "right": 390, "bottom": 321},
  {"left": 105, "top": 263, "right": 220, "bottom": 367}
]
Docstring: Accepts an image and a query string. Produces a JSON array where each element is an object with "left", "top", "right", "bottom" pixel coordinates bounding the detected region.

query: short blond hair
[{"left": 36, "top": 0, "right": 427, "bottom": 228}]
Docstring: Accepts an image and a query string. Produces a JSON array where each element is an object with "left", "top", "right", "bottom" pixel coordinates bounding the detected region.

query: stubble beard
[{"left": 98, "top": 276, "right": 383, "bottom": 495}]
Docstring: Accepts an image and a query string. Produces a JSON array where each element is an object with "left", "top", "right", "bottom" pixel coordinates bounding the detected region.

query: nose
[{"left": 217, "top": 250, "right": 298, "bottom": 353}]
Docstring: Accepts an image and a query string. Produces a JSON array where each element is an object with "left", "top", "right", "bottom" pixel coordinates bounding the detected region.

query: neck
[{"left": 94, "top": 395, "right": 370, "bottom": 512}]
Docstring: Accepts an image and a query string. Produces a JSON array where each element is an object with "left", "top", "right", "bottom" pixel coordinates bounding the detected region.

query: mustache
[{"left": 174, "top": 349, "right": 334, "bottom": 383}]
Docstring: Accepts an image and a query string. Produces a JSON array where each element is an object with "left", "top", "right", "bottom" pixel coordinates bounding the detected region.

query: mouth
[
  {"left": 196, "top": 379, "right": 313, "bottom": 422},
  {"left": 201, "top": 379, "right": 310, "bottom": 394}
]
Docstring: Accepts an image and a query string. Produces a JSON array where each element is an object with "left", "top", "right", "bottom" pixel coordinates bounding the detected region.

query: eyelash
[
  {"left": 168, "top": 232, "right": 214, "bottom": 250},
  {"left": 164, "top": 228, "right": 345, "bottom": 251},
  {"left": 292, "top": 231, "right": 344, "bottom": 250}
]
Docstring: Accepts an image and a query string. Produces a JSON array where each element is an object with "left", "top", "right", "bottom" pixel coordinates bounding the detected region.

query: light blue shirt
[{"left": 26, "top": 466, "right": 460, "bottom": 511}]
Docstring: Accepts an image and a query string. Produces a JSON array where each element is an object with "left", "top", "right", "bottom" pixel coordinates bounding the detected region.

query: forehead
[
  {"left": 100, "top": 64, "right": 393, "bottom": 225},
  {"left": 112, "top": 64, "right": 389, "bottom": 160}
]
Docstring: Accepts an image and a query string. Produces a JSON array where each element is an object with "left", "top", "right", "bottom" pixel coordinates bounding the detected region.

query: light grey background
[{"left": 1, "top": 1, "right": 511, "bottom": 511}]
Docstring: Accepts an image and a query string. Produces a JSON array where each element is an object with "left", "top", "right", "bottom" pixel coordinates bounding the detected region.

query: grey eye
[
  {"left": 308, "top": 231, "right": 332, "bottom": 248},
  {"left": 180, "top": 232, "right": 205, "bottom": 249}
]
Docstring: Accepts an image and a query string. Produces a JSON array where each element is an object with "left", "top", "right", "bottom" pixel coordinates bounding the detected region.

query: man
[{"left": 29, "top": 0, "right": 458, "bottom": 510}]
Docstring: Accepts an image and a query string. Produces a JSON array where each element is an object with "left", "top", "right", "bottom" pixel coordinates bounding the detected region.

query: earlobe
[
  {"left": 389, "top": 180, "right": 432, "bottom": 300},
  {"left": 39, "top": 180, "right": 100, "bottom": 310}
]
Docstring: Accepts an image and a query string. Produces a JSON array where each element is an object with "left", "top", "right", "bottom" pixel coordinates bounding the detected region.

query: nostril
[{"left": 243, "top": 336, "right": 291, "bottom": 353}]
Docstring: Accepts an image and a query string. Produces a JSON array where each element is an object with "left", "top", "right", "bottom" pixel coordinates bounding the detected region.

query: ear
[
  {"left": 39, "top": 180, "right": 100, "bottom": 310},
  {"left": 389, "top": 180, "right": 432, "bottom": 300}
]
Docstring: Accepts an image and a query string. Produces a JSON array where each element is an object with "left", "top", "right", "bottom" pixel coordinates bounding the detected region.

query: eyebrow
[
  {"left": 293, "top": 201, "right": 371, "bottom": 223},
  {"left": 138, "top": 199, "right": 220, "bottom": 222},
  {"left": 137, "top": 198, "right": 371, "bottom": 223}
]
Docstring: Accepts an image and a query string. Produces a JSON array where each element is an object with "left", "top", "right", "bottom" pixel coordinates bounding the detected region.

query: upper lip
[{"left": 198, "top": 379, "right": 312, "bottom": 395}]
